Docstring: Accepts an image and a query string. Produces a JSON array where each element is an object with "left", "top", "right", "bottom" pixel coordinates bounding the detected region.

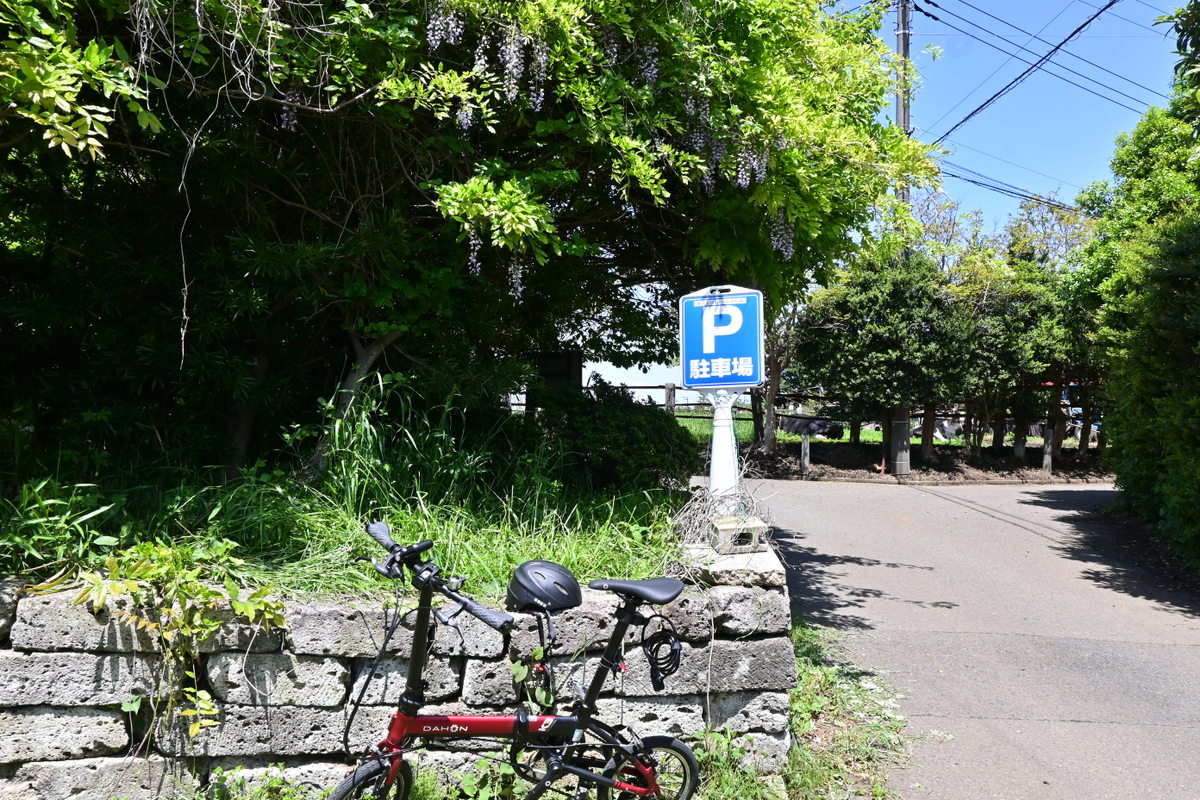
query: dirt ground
[{"left": 744, "top": 439, "right": 1115, "bottom": 484}]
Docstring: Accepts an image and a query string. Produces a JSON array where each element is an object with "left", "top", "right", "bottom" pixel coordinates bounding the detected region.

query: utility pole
[{"left": 889, "top": 0, "right": 913, "bottom": 476}]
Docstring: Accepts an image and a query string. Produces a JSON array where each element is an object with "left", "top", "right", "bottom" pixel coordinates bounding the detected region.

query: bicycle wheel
[
  {"left": 327, "top": 758, "right": 413, "bottom": 800},
  {"left": 598, "top": 736, "right": 698, "bottom": 800}
]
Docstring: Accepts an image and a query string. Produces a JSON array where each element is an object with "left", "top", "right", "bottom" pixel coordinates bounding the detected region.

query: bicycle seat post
[{"left": 580, "top": 598, "right": 644, "bottom": 710}]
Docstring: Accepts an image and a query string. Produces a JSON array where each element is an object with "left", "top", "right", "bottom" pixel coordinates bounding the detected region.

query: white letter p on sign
[{"left": 702, "top": 304, "right": 742, "bottom": 353}]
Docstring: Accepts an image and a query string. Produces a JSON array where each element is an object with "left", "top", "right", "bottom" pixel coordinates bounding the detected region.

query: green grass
[{"left": 785, "top": 625, "right": 908, "bottom": 799}]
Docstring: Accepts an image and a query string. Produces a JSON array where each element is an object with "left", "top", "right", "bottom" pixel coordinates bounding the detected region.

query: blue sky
[{"left": 887, "top": 0, "right": 1179, "bottom": 229}]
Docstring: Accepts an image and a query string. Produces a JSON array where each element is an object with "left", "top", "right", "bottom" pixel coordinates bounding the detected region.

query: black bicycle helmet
[{"left": 505, "top": 560, "right": 583, "bottom": 613}]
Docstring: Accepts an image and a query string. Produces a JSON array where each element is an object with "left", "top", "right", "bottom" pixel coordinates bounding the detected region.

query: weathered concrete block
[
  {"left": 285, "top": 601, "right": 412, "bottom": 658},
  {"left": 461, "top": 659, "right": 518, "bottom": 707},
  {"left": 287, "top": 599, "right": 504, "bottom": 660},
  {"left": 208, "top": 653, "right": 349, "bottom": 707},
  {"left": 0, "top": 774, "right": 33, "bottom": 800},
  {"left": 156, "top": 704, "right": 375, "bottom": 758},
  {"left": 705, "top": 639, "right": 796, "bottom": 692},
  {"left": 13, "top": 756, "right": 198, "bottom": 800},
  {"left": 681, "top": 545, "right": 786, "bottom": 588},
  {"left": 508, "top": 589, "right": 628, "bottom": 659},
  {"left": 0, "top": 708, "right": 127, "bottom": 763},
  {"left": 199, "top": 604, "right": 286, "bottom": 654},
  {"left": 594, "top": 695, "right": 705, "bottom": 739},
  {"left": 660, "top": 589, "right": 715, "bottom": 643},
  {"left": 208, "top": 758, "right": 354, "bottom": 795},
  {"left": 707, "top": 586, "right": 790, "bottom": 637},
  {"left": 0, "top": 650, "right": 160, "bottom": 706},
  {"left": 0, "top": 578, "right": 24, "bottom": 643},
  {"left": 706, "top": 691, "right": 790, "bottom": 734},
  {"left": 415, "top": 748, "right": 487, "bottom": 781},
  {"left": 431, "top": 611, "right": 505, "bottom": 659},
  {"left": 349, "top": 657, "right": 461, "bottom": 705},
  {"left": 563, "top": 638, "right": 796, "bottom": 696},
  {"left": 733, "top": 731, "right": 790, "bottom": 772},
  {"left": 10, "top": 592, "right": 158, "bottom": 652}
]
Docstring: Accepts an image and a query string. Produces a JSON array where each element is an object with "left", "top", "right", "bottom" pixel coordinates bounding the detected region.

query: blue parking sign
[{"left": 679, "top": 286, "right": 764, "bottom": 389}]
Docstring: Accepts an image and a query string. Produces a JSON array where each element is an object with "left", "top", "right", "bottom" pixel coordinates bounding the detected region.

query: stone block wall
[{"left": 0, "top": 548, "right": 795, "bottom": 800}]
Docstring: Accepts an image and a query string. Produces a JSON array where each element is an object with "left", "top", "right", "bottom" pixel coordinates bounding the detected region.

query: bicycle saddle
[{"left": 588, "top": 577, "right": 684, "bottom": 605}]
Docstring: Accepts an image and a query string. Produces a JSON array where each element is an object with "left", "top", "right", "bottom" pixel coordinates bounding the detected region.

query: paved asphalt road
[{"left": 758, "top": 481, "right": 1200, "bottom": 800}]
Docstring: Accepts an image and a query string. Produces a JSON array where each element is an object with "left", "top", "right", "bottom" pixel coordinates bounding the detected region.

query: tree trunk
[
  {"left": 751, "top": 389, "right": 765, "bottom": 447},
  {"left": 301, "top": 330, "right": 402, "bottom": 482},
  {"left": 1078, "top": 398, "right": 1095, "bottom": 453},
  {"left": 1053, "top": 414, "right": 1067, "bottom": 460},
  {"left": 990, "top": 415, "right": 1006, "bottom": 452},
  {"left": 849, "top": 418, "right": 862, "bottom": 445},
  {"left": 920, "top": 403, "right": 937, "bottom": 462},
  {"left": 225, "top": 331, "right": 272, "bottom": 474},
  {"left": 1012, "top": 410, "right": 1028, "bottom": 461},
  {"left": 760, "top": 337, "right": 789, "bottom": 455}
]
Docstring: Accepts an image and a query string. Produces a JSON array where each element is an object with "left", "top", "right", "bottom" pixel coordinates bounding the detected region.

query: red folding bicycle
[{"left": 326, "top": 521, "right": 699, "bottom": 800}]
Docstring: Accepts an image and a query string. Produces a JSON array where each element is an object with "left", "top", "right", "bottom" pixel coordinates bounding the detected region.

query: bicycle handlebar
[
  {"left": 364, "top": 521, "right": 513, "bottom": 632},
  {"left": 365, "top": 521, "right": 399, "bottom": 552},
  {"left": 443, "top": 588, "right": 515, "bottom": 632}
]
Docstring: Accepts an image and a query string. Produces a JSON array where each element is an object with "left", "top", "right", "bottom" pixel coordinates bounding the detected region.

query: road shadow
[
  {"left": 1019, "top": 488, "right": 1200, "bottom": 619},
  {"left": 771, "top": 526, "right": 949, "bottom": 631}
]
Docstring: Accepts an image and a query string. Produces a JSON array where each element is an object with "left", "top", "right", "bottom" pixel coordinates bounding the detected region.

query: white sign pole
[{"left": 705, "top": 389, "right": 743, "bottom": 511}]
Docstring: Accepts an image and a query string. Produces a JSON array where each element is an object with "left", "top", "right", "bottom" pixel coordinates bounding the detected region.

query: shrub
[{"left": 537, "top": 379, "right": 701, "bottom": 491}]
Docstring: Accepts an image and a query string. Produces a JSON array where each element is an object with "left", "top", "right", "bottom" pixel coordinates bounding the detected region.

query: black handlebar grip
[
  {"left": 457, "top": 595, "right": 514, "bottom": 632},
  {"left": 365, "top": 521, "right": 400, "bottom": 552}
]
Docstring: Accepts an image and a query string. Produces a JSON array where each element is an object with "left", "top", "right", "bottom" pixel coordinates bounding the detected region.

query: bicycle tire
[
  {"left": 598, "top": 736, "right": 698, "bottom": 800},
  {"left": 327, "top": 758, "right": 413, "bottom": 800}
]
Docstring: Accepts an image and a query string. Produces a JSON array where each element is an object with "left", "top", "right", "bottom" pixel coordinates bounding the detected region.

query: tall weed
[{"left": 0, "top": 479, "right": 122, "bottom": 572}]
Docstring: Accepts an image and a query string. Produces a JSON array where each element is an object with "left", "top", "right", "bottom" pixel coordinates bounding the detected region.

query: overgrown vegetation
[{"left": 1, "top": 380, "right": 691, "bottom": 594}]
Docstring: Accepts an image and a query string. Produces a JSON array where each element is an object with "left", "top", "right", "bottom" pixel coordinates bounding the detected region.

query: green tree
[
  {"left": 788, "top": 245, "right": 972, "bottom": 458},
  {"left": 1075, "top": 101, "right": 1200, "bottom": 550},
  {"left": 1, "top": 0, "right": 928, "bottom": 486}
]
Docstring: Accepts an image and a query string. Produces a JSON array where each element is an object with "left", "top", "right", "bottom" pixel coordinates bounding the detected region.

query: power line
[
  {"left": 926, "top": 1, "right": 1076, "bottom": 134},
  {"left": 916, "top": 128, "right": 1082, "bottom": 188},
  {"left": 933, "top": 0, "right": 1124, "bottom": 144},
  {"left": 1073, "top": 0, "right": 1164, "bottom": 35},
  {"left": 938, "top": 0, "right": 1169, "bottom": 100},
  {"left": 914, "top": 2, "right": 1149, "bottom": 112},
  {"left": 940, "top": 162, "right": 1079, "bottom": 212},
  {"left": 1133, "top": 0, "right": 1170, "bottom": 14},
  {"left": 943, "top": 160, "right": 1053, "bottom": 199},
  {"left": 920, "top": 34, "right": 1159, "bottom": 37}
]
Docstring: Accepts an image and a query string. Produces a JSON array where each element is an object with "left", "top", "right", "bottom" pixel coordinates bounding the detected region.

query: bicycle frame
[{"left": 371, "top": 567, "right": 657, "bottom": 799}]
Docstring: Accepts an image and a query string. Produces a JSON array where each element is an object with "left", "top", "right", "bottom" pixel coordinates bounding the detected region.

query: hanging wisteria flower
[
  {"left": 457, "top": 101, "right": 475, "bottom": 131},
  {"left": 636, "top": 42, "right": 659, "bottom": 85},
  {"left": 770, "top": 212, "right": 795, "bottom": 260},
  {"left": 529, "top": 36, "right": 549, "bottom": 111},
  {"left": 602, "top": 27, "right": 621, "bottom": 65},
  {"left": 474, "top": 34, "right": 491, "bottom": 72},
  {"left": 427, "top": 0, "right": 464, "bottom": 50},
  {"left": 509, "top": 260, "right": 524, "bottom": 297},
  {"left": 467, "top": 227, "right": 482, "bottom": 274},
  {"left": 278, "top": 90, "right": 300, "bottom": 132},
  {"left": 500, "top": 27, "right": 526, "bottom": 103},
  {"left": 732, "top": 145, "right": 767, "bottom": 189}
]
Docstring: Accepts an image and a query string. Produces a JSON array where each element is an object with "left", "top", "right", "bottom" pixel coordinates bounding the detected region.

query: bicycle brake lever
[
  {"left": 434, "top": 602, "right": 465, "bottom": 625},
  {"left": 435, "top": 602, "right": 469, "bottom": 650},
  {"left": 368, "top": 554, "right": 405, "bottom": 580}
]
